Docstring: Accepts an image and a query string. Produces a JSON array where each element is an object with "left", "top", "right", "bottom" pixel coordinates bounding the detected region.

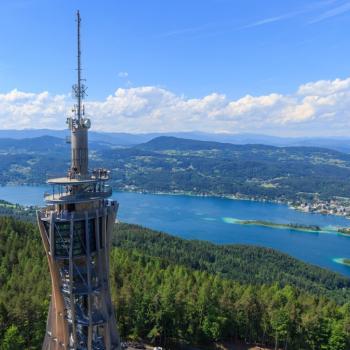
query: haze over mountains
[{"left": 1, "top": 129, "right": 350, "bottom": 153}]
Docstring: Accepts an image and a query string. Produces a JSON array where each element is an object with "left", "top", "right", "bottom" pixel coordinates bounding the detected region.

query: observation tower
[{"left": 37, "top": 11, "right": 121, "bottom": 350}]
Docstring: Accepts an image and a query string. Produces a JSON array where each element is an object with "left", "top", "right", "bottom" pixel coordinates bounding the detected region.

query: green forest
[
  {"left": 0, "top": 216, "right": 350, "bottom": 349},
  {"left": 114, "top": 223, "right": 350, "bottom": 304}
]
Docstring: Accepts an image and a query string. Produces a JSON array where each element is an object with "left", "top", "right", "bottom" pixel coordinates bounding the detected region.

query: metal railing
[
  {"left": 44, "top": 186, "right": 112, "bottom": 203},
  {"left": 46, "top": 168, "right": 111, "bottom": 182},
  {"left": 38, "top": 200, "right": 118, "bottom": 221}
]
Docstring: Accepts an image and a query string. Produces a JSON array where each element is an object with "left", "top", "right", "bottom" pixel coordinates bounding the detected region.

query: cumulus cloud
[
  {"left": 1, "top": 76, "right": 350, "bottom": 136},
  {"left": 297, "top": 77, "right": 350, "bottom": 96},
  {"left": 0, "top": 89, "right": 68, "bottom": 129}
]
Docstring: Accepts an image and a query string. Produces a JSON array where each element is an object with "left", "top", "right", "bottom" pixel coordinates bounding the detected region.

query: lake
[{"left": 1, "top": 185, "right": 350, "bottom": 277}]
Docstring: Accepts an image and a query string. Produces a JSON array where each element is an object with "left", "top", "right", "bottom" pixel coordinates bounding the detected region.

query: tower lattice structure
[{"left": 37, "top": 11, "right": 121, "bottom": 350}]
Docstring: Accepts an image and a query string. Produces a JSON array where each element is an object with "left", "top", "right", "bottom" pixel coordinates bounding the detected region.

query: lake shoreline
[
  {"left": 116, "top": 188, "right": 350, "bottom": 220},
  {"left": 1, "top": 184, "right": 350, "bottom": 276},
  {"left": 2, "top": 183, "right": 349, "bottom": 220}
]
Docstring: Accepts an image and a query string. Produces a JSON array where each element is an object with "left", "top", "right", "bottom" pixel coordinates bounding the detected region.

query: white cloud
[
  {"left": 309, "top": 1, "right": 350, "bottom": 24},
  {"left": 118, "top": 71, "right": 129, "bottom": 78},
  {"left": 1, "top": 76, "right": 350, "bottom": 136},
  {"left": 297, "top": 77, "right": 350, "bottom": 96},
  {"left": 0, "top": 89, "right": 69, "bottom": 129},
  {"left": 241, "top": 12, "right": 302, "bottom": 30}
]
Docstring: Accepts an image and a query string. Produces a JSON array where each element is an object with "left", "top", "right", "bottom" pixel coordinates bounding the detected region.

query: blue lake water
[{"left": 1, "top": 185, "right": 350, "bottom": 277}]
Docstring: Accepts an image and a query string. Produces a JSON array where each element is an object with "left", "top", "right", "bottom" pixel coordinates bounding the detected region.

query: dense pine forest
[
  {"left": 114, "top": 223, "right": 350, "bottom": 304},
  {"left": 0, "top": 216, "right": 350, "bottom": 349}
]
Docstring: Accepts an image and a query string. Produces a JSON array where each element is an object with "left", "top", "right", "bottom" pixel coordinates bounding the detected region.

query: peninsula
[{"left": 223, "top": 218, "right": 323, "bottom": 233}]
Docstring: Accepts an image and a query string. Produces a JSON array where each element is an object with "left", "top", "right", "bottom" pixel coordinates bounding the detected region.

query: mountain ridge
[
  {"left": 135, "top": 135, "right": 345, "bottom": 154},
  {"left": 1, "top": 135, "right": 350, "bottom": 203},
  {"left": 1, "top": 129, "right": 350, "bottom": 152}
]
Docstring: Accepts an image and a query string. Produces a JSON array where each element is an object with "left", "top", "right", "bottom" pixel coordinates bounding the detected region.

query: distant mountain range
[{"left": 0, "top": 129, "right": 350, "bottom": 152}]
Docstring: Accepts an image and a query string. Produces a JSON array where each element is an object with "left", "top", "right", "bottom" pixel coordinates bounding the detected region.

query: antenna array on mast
[{"left": 72, "top": 10, "right": 87, "bottom": 123}]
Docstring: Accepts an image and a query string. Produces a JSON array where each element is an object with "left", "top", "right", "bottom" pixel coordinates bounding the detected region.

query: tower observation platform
[{"left": 37, "top": 11, "right": 121, "bottom": 350}]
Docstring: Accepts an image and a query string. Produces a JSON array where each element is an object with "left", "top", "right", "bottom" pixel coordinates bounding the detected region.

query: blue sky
[{"left": 1, "top": 0, "right": 350, "bottom": 135}]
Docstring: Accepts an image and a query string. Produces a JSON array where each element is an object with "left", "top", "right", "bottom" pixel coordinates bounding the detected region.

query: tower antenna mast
[{"left": 74, "top": 10, "right": 86, "bottom": 123}]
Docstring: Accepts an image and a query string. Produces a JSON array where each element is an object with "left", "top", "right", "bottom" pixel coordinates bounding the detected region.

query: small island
[
  {"left": 333, "top": 258, "right": 350, "bottom": 267},
  {"left": 223, "top": 217, "right": 350, "bottom": 237},
  {"left": 224, "top": 218, "right": 322, "bottom": 232},
  {"left": 244, "top": 220, "right": 321, "bottom": 232}
]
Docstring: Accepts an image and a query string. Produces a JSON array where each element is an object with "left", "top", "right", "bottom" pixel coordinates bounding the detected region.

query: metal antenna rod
[{"left": 76, "top": 10, "right": 82, "bottom": 123}]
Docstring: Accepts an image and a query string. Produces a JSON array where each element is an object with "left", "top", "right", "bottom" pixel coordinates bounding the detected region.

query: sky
[{"left": 0, "top": 0, "right": 350, "bottom": 136}]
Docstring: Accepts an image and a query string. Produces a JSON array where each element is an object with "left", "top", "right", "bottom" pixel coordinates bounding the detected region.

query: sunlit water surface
[{"left": 0, "top": 185, "right": 349, "bottom": 277}]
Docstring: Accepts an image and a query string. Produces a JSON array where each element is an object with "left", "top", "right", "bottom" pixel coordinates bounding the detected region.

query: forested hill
[
  {"left": 135, "top": 135, "right": 346, "bottom": 153},
  {"left": 2, "top": 129, "right": 350, "bottom": 152},
  {"left": 2, "top": 135, "right": 350, "bottom": 201},
  {"left": 1, "top": 201, "right": 349, "bottom": 302},
  {"left": 135, "top": 135, "right": 276, "bottom": 151},
  {"left": 127, "top": 136, "right": 350, "bottom": 201},
  {"left": 1, "top": 216, "right": 350, "bottom": 349},
  {"left": 114, "top": 223, "right": 350, "bottom": 304},
  {"left": 0, "top": 135, "right": 66, "bottom": 152}
]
